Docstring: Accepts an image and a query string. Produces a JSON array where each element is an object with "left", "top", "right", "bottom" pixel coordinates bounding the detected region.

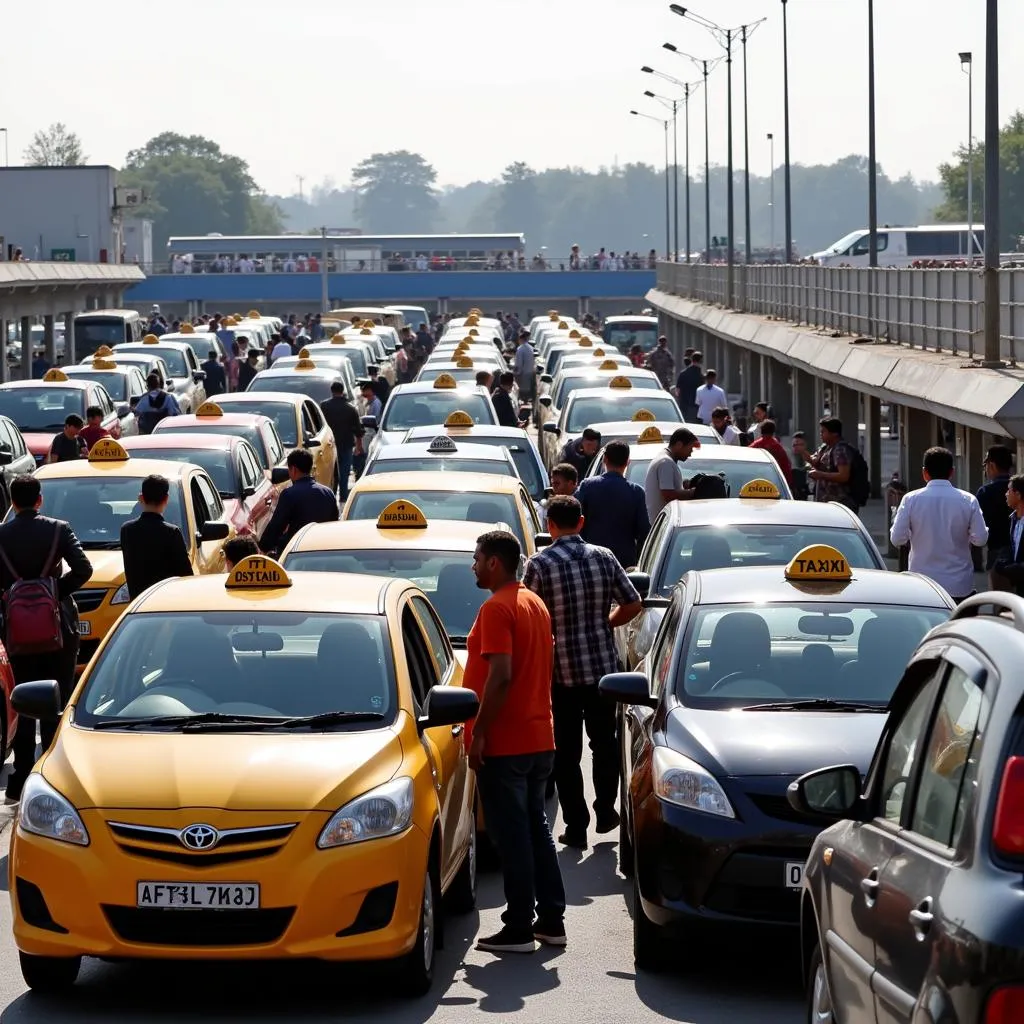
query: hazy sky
[{"left": 4, "top": 0, "right": 1019, "bottom": 196}]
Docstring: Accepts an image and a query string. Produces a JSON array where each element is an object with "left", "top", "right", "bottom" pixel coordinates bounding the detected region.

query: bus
[{"left": 73, "top": 310, "right": 146, "bottom": 359}]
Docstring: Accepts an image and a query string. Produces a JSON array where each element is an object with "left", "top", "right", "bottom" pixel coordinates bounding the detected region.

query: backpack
[
  {"left": 137, "top": 390, "right": 169, "bottom": 435},
  {"left": 843, "top": 444, "right": 871, "bottom": 508},
  {"left": 0, "top": 525, "right": 64, "bottom": 655}
]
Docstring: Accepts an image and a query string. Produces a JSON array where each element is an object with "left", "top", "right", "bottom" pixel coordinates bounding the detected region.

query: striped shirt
[{"left": 523, "top": 534, "right": 640, "bottom": 687}]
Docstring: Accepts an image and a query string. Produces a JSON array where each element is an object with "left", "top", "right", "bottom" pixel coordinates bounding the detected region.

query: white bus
[{"left": 812, "top": 224, "right": 983, "bottom": 268}]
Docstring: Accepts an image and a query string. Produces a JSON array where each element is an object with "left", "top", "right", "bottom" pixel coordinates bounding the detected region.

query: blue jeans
[
  {"left": 477, "top": 751, "right": 566, "bottom": 931},
  {"left": 336, "top": 447, "right": 354, "bottom": 501}
]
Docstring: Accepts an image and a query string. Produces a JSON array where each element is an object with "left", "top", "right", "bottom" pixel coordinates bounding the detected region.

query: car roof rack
[{"left": 949, "top": 593, "right": 1024, "bottom": 630}]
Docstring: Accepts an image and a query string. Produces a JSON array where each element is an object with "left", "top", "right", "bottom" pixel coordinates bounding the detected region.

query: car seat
[{"left": 315, "top": 622, "right": 386, "bottom": 714}]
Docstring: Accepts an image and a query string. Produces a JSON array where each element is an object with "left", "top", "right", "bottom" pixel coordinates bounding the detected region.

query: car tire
[
  {"left": 399, "top": 865, "right": 438, "bottom": 998},
  {"left": 806, "top": 942, "right": 834, "bottom": 1023},
  {"left": 632, "top": 868, "right": 667, "bottom": 972},
  {"left": 447, "top": 821, "right": 477, "bottom": 914},
  {"left": 19, "top": 952, "right": 81, "bottom": 993}
]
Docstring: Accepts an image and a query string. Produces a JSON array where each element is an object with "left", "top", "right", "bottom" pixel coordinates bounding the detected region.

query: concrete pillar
[
  {"left": 767, "top": 359, "right": 792, "bottom": 436},
  {"left": 751, "top": 352, "right": 767, "bottom": 407},
  {"left": 901, "top": 405, "right": 933, "bottom": 490},
  {"left": 20, "top": 316, "right": 32, "bottom": 381},
  {"left": 864, "top": 395, "right": 883, "bottom": 498},
  {"left": 0, "top": 319, "right": 7, "bottom": 384},
  {"left": 738, "top": 348, "right": 752, "bottom": 415},
  {"left": 719, "top": 342, "right": 736, "bottom": 398},
  {"left": 793, "top": 368, "right": 818, "bottom": 437},
  {"left": 65, "top": 312, "right": 76, "bottom": 365},
  {"left": 833, "top": 384, "right": 861, "bottom": 445},
  {"left": 960, "top": 426, "right": 984, "bottom": 494},
  {"left": 43, "top": 314, "right": 57, "bottom": 368}
]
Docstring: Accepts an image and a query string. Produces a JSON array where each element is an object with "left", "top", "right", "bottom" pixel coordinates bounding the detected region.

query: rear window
[
  {"left": 248, "top": 375, "right": 337, "bottom": 402},
  {"left": 381, "top": 393, "right": 495, "bottom": 431},
  {"left": 156, "top": 422, "right": 269, "bottom": 468},
  {"left": 223, "top": 402, "right": 297, "bottom": 446},
  {"left": 554, "top": 375, "right": 659, "bottom": 409},
  {"left": 367, "top": 457, "right": 513, "bottom": 478},
  {"left": 624, "top": 456, "right": 789, "bottom": 496},
  {"left": 119, "top": 347, "right": 189, "bottom": 377},
  {"left": 567, "top": 395, "right": 682, "bottom": 433}
]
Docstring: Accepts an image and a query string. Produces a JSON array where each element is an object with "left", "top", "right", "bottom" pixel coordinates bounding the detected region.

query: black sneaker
[
  {"left": 476, "top": 926, "right": 537, "bottom": 954},
  {"left": 557, "top": 830, "right": 588, "bottom": 850},
  {"left": 533, "top": 919, "right": 567, "bottom": 947},
  {"left": 595, "top": 811, "right": 620, "bottom": 835}
]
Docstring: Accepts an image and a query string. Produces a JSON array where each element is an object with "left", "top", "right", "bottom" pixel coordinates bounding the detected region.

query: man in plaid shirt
[{"left": 524, "top": 495, "right": 643, "bottom": 849}]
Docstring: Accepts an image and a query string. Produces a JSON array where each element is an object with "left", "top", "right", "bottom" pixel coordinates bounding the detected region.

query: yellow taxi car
[
  {"left": 7, "top": 557, "right": 478, "bottom": 996},
  {"left": 343, "top": 472, "right": 544, "bottom": 555},
  {"left": 20, "top": 439, "right": 232, "bottom": 667}
]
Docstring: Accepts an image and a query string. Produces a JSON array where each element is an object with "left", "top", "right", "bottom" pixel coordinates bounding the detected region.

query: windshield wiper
[
  {"left": 93, "top": 712, "right": 282, "bottom": 731},
  {"left": 276, "top": 710, "right": 386, "bottom": 729},
  {"left": 743, "top": 698, "right": 883, "bottom": 713}
]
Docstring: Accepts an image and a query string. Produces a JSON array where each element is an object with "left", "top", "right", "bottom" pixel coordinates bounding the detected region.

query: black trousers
[
  {"left": 9, "top": 638, "right": 79, "bottom": 789},
  {"left": 551, "top": 684, "right": 619, "bottom": 834}
]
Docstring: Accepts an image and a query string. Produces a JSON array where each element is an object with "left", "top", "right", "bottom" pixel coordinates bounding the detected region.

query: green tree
[
  {"left": 351, "top": 151, "right": 439, "bottom": 233},
  {"left": 494, "top": 162, "right": 541, "bottom": 242},
  {"left": 120, "top": 132, "right": 281, "bottom": 248},
  {"left": 25, "top": 123, "right": 86, "bottom": 166}
]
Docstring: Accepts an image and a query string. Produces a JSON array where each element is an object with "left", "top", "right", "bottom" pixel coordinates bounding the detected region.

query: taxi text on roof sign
[
  {"left": 784, "top": 545, "right": 853, "bottom": 582},
  {"left": 89, "top": 438, "right": 130, "bottom": 463},
  {"left": 196, "top": 401, "right": 224, "bottom": 417},
  {"left": 738, "top": 479, "right": 782, "bottom": 500},
  {"left": 428, "top": 436, "right": 458, "bottom": 453},
  {"left": 632, "top": 409, "right": 656, "bottom": 422},
  {"left": 433, "top": 373, "right": 457, "bottom": 389},
  {"left": 226, "top": 555, "right": 292, "bottom": 589},
  {"left": 445, "top": 410, "right": 474, "bottom": 428},
  {"left": 636, "top": 426, "right": 664, "bottom": 444},
  {"left": 377, "top": 500, "right": 428, "bottom": 530},
  {"left": 42, "top": 369, "right": 69, "bottom": 382},
  {"left": 609, "top": 375, "right": 632, "bottom": 389}
]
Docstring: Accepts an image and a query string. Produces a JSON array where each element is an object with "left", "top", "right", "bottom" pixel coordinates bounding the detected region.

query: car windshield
[
  {"left": 249, "top": 375, "right": 336, "bottom": 402},
  {"left": 553, "top": 375, "right": 659, "bottom": 409},
  {"left": 222, "top": 402, "right": 296, "bottom": 446},
  {"left": 567, "top": 395, "right": 682, "bottom": 433},
  {"left": 415, "top": 369, "right": 480, "bottom": 385},
  {"left": 30, "top": 476, "right": 186, "bottom": 548},
  {"left": 156, "top": 423, "right": 269, "bottom": 468},
  {"left": 132, "top": 448, "right": 236, "bottom": 497},
  {"left": 656, "top": 525, "right": 881, "bottom": 596},
  {"left": 381, "top": 393, "right": 495, "bottom": 431},
  {"left": 430, "top": 436, "right": 546, "bottom": 498},
  {"left": 675, "top": 603, "right": 950, "bottom": 708},
  {"left": 624, "top": 457, "right": 789, "bottom": 495},
  {"left": 603, "top": 323, "right": 658, "bottom": 351},
  {"left": 285, "top": 551, "right": 483, "bottom": 643},
  {"left": 317, "top": 347, "right": 368, "bottom": 376},
  {"left": 348, "top": 490, "right": 524, "bottom": 546},
  {"left": 119, "top": 347, "right": 189, "bottom": 377},
  {"left": 368, "top": 457, "right": 513, "bottom": 478},
  {"left": 66, "top": 371, "right": 128, "bottom": 402},
  {"left": 179, "top": 337, "right": 219, "bottom": 361},
  {"left": 75, "top": 612, "right": 394, "bottom": 728},
  {"left": 0, "top": 388, "right": 86, "bottom": 432}
]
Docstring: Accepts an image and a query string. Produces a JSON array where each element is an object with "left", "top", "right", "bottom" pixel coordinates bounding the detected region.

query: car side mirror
[
  {"left": 116, "top": 403, "right": 131, "bottom": 418},
  {"left": 304, "top": 437, "right": 321, "bottom": 448},
  {"left": 0, "top": 449, "right": 12, "bottom": 467},
  {"left": 538, "top": 395, "right": 552, "bottom": 408},
  {"left": 787, "top": 765, "right": 865, "bottom": 821},
  {"left": 540, "top": 373, "right": 553, "bottom": 384},
  {"left": 542, "top": 422, "right": 560, "bottom": 436},
  {"left": 627, "top": 571, "right": 651, "bottom": 599},
  {"left": 11, "top": 679, "right": 61, "bottom": 720},
  {"left": 241, "top": 485, "right": 257, "bottom": 499},
  {"left": 418, "top": 685, "right": 479, "bottom": 732},
  {"left": 193, "top": 371, "right": 206, "bottom": 384},
  {"left": 270, "top": 467, "right": 290, "bottom": 485},
  {"left": 598, "top": 671, "right": 658, "bottom": 708},
  {"left": 361, "top": 415, "right": 378, "bottom": 430},
  {"left": 534, "top": 532, "right": 553, "bottom": 548},
  {"left": 199, "top": 520, "right": 230, "bottom": 542}
]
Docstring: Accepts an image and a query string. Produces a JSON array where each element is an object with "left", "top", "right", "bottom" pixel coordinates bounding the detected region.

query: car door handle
[
  {"left": 451, "top": 724, "right": 464, "bottom": 737},
  {"left": 909, "top": 898, "right": 933, "bottom": 934},
  {"left": 860, "top": 869, "right": 880, "bottom": 905}
]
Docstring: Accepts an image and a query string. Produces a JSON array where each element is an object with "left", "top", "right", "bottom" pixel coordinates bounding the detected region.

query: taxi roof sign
[
  {"left": 42, "top": 368, "right": 68, "bottom": 382},
  {"left": 784, "top": 545, "right": 853, "bottom": 583},
  {"left": 298, "top": 347, "right": 311, "bottom": 359},
  {"left": 636, "top": 426, "right": 664, "bottom": 444},
  {"left": 466, "top": 328, "right": 479, "bottom": 337},
  {"left": 558, "top": 321, "right": 569, "bottom": 330},
  {"left": 330, "top": 335, "right": 347, "bottom": 345},
  {"left": 196, "top": 401, "right": 224, "bottom": 417},
  {"left": 593, "top": 348, "right": 606, "bottom": 357},
  {"left": 359, "top": 328, "right": 374, "bottom": 335},
  {"left": 428, "top": 435, "right": 458, "bottom": 453},
  {"left": 632, "top": 408, "right": 656, "bottom": 422},
  {"left": 578, "top": 337, "right": 593, "bottom": 348},
  {"left": 294, "top": 358, "right": 317, "bottom": 370},
  {"left": 143, "top": 334, "right": 159, "bottom": 344},
  {"left": 608, "top": 375, "right": 633, "bottom": 390},
  {"left": 433, "top": 373, "right": 457, "bottom": 389},
  {"left": 377, "top": 499, "right": 428, "bottom": 530},
  {"left": 738, "top": 479, "right": 782, "bottom": 500},
  {"left": 598, "top": 359, "right": 619, "bottom": 371},
  {"left": 445, "top": 410, "right": 474, "bottom": 427},
  {"left": 247, "top": 309, "right": 261, "bottom": 319},
  {"left": 456, "top": 357, "right": 474, "bottom": 368},
  {"left": 465, "top": 316, "right": 480, "bottom": 327},
  {"left": 91, "top": 359, "right": 118, "bottom": 370},
  {"left": 88, "top": 438, "right": 129, "bottom": 463},
  {"left": 94, "top": 345, "right": 114, "bottom": 357},
  {"left": 179, "top": 323, "right": 195, "bottom": 334},
  {"left": 226, "top": 555, "right": 292, "bottom": 590},
  {"left": 568, "top": 330, "right": 582, "bottom": 339}
]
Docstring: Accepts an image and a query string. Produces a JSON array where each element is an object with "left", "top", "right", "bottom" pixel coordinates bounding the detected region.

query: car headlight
[
  {"left": 19, "top": 774, "right": 90, "bottom": 846},
  {"left": 652, "top": 747, "right": 735, "bottom": 819},
  {"left": 317, "top": 777, "right": 414, "bottom": 849},
  {"left": 110, "top": 583, "right": 131, "bottom": 606}
]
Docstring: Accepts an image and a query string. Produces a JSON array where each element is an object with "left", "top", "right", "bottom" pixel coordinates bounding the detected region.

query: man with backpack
[
  {"left": 808, "top": 417, "right": 870, "bottom": 511},
  {"left": 0, "top": 475, "right": 92, "bottom": 802},
  {"left": 134, "top": 373, "right": 182, "bottom": 435}
]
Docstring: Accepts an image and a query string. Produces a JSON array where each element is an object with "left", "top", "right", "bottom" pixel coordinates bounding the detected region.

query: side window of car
[
  {"left": 651, "top": 595, "right": 683, "bottom": 696},
  {"left": 909, "top": 665, "right": 984, "bottom": 849},
  {"left": 196, "top": 474, "right": 224, "bottom": 520},
  {"left": 401, "top": 604, "right": 438, "bottom": 712},
  {"left": 264, "top": 424, "right": 284, "bottom": 465},
  {"left": 640, "top": 511, "right": 668, "bottom": 573},
  {"left": 519, "top": 487, "right": 539, "bottom": 532},
  {"left": 878, "top": 667, "right": 945, "bottom": 825},
  {"left": 189, "top": 477, "right": 210, "bottom": 531},
  {"left": 302, "top": 406, "right": 318, "bottom": 440},
  {"left": 5, "top": 422, "right": 26, "bottom": 458},
  {"left": 238, "top": 445, "right": 259, "bottom": 491},
  {"left": 411, "top": 596, "right": 452, "bottom": 682},
  {"left": 305, "top": 401, "right": 325, "bottom": 432}
]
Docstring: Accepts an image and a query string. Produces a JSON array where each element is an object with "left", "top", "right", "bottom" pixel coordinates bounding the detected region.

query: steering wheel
[
  {"left": 142, "top": 681, "right": 215, "bottom": 705},
  {"left": 707, "top": 671, "right": 786, "bottom": 697}
]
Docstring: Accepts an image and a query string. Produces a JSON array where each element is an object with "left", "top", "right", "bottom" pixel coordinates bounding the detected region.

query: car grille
[
  {"left": 748, "top": 792, "right": 821, "bottom": 825},
  {"left": 73, "top": 589, "right": 107, "bottom": 613},
  {"left": 108, "top": 822, "right": 297, "bottom": 866},
  {"left": 704, "top": 880, "right": 802, "bottom": 921},
  {"left": 102, "top": 906, "right": 295, "bottom": 946}
]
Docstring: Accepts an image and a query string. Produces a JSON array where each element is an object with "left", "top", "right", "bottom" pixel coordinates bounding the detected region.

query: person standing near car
[
  {"left": 319, "top": 382, "right": 364, "bottom": 502},
  {"left": 120, "top": 475, "right": 195, "bottom": 600},
  {"left": 46, "top": 415, "right": 87, "bottom": 464},
  {"left": 259, "top": 449, "right": 338, "bottom": 556},
  {"left": 466, "top": 530, "right": 566, "bottom": 954},
  {"left": 645, "top": 336, "right": 675, "bottom": 389},
  {"left": 0, "top": 474, "right": 93, "bottom": 802},
  {"left": 576, "top": 440, "right": 649, "bottom": 568},
  {"left": 977, "top": 445, "right": 1014, "bottom": 577},
  {"left": 134, "top": 374, "right": 182, "bottom": 435}
]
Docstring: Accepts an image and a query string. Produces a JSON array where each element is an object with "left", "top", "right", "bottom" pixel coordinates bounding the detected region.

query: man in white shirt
[
  {"left": 694, "top": 369, "right": 728, "bottom": 424},
  {"left": 270, "top": 334, "right": 293, "bottom": 364},
  {"left": 890, "top": 446, "right": 988, "bottom": 603},
  {"left": 710, "top": 406, "right": 742, "bottom": 445}
]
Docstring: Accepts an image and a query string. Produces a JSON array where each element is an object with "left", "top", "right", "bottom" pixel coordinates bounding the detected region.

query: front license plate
[
  {"left": 785, "top": 862, "right": 804, "bottom": 889},
  {"left": 76, "top": 621, "right": 91, "bottom": 636},
  {"left": 136, "top": 882, "right": 260, "bottom": 909}
]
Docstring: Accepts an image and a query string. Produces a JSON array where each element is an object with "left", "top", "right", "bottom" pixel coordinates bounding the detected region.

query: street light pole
[
  {"left": 982, "top": 0, "right": 1002, "bottom": 366},
  {"left": 867, "top": 0, "right": 878, "bottom": 271},
  {"left": 672, "top": 98, "right": 680, "bottom": 260},
  {"left": 742, "top": 25, "right": 751, "bottom": 264},
  {"left": 781, "top": 0, "right": 793, "bottom": 263},
  {"left": 768, "top": 133, "right": 775, "bottom": 256},
  {"left": 684, "top": 84, "right": 692, "bottom": 263},
  {"left": 726, "top": 27, "right": 734, "bottom": 302},
  {"left": 959, "top": 52, "right": 974, "bottom": 261},
  {"left": 631, "top": 109, "right": 672, "bottom": 260},
  {"left": 703, "top": 61, "right": 711, "bottom": 259}
]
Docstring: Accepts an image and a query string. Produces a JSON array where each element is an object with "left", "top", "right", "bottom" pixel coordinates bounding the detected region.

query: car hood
[
  {"left": 43, "top": 720, "right": 406, "bottom": 811},
  {"left": 75, "top": 549, "right": 126, "bottom": 588},
  {"left": 666, "top": 706, "right": 885, "bottom": 777}
]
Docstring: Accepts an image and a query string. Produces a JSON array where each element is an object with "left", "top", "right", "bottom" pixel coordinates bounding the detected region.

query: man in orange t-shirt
[{"left": 465, "top": 530, "right": 565, "bottom": 956}]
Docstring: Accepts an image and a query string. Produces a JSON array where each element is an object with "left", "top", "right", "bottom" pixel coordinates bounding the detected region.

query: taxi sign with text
[
  {"left": 632, "top": 409, "right": 656, "bottom": 422},
  {"left": 91, "top": 359, "right": 118, "bottom": 370},
  {"left": 456, "top": 357, "right": 474, "bottom": 368},
  {"left": 433, "top": 373, "right": 457, "bottom": 389},
  {"left": 739, "top": 479, "right": 782, "bottom": 500},
  {"left": 95, "top": 345, "right": 114, "bottom": 357},
  {"left": 196, "top": 401, "right": 224, "bottom": 417},
  {"left": 179, "top": 323, "right": 195, "bottom": 334},
  {"left": 784, "top": 545, "right": 853, "bottom": 582},
  {"left": 609, "top": 375, "right": 632, "bottom": 389},
  {"left": 598, "top": 359, "right": 619, "bottom": 371},
  {"left": 428, "top": 436, "right": 458, "bottom": 453},
  {"left": 577, "top": 337, "right": 593, "bottom": 348},
  {"left": 42, "top": 369, "right": 69, "bottom": 382},
  {"left": 294, "top": 358, "right": 317, "bottom": 370},
  {"left": 445, "top": 410, "right": 474, "bottom": 428},
  {"left": 636, "top": 426, "right": 664, "bottom": 445},
  {"left": 377, "top": 500, "right": 428, "bottom": 530},
  {"left": 89, "top": 438, "right": 130, "bottom": 463},
  {"left": 226, "top": 555, "right": 292, "bottom": 589}
]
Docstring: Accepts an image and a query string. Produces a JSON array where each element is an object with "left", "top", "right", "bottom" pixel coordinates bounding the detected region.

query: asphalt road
[{"left": 0, "top": 784, "right": 803, "bottom": 1024}]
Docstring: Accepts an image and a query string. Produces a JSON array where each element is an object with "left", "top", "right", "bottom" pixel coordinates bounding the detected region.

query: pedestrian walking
[
  {"left": 78, "top": 407, "right": 110, "bottom": 453},
  {"left": 258, "top": 448, "right": 339, "bottom": 556},
  {"left": 46, "top": 415, "right": 86, "bottom": 464},
  {"left": 270, "top": 333, "right": 293, "bottom": 364},
  {"left": 889, "top": 446, "right": 988, "bottom": 604},
  {"left": 556, "top": 428, "right": 601, "bottom": 479},
  {"left": 466, "top": 530, "right": 566, "bottom": 954},
  {"left": 523, "top": 496, "right": 642, "bottom": 849},
  {"left": 238, "top": 351, "right": 260, "bottom": 391},
  {"left": 513, "top": 331, "right": 536, "bottom": 421},
  {"left": 643, "top": 427, "right": 698, "bottom": 522},
  {"left": 576, "top": 440, "right": 650, "bottom": 568},
  {"left": 710, "top": 406, "right": 742, "bottom": 445},
  {"left": 646, "top": 336, "right": 675, "bottom": 389},
  {"left": 120, "top": 474, "right": 195, "bottom": 599},
  {"left": 538, "top": 463, "right": 578, "bottom": 531},
  {"left": 807, "top": 417, "right": 857, "bottom": 508},
  {"left": 201, "top": 349, "right": 226, "bottom": 397},
  {"left": 0, "top": 474, "right": 92, "bottom": 801},
  {"left": 319, "top": 382, "right": 365, "bottom": 502},
  {"left": 492, "top": 372, "right": 524, "bottom": 429},
  {"left": 674, "top": 351, "right": 703, "bottom": 421},
  {"left": 135, "top": 374, "right": 182, "bottom": 434},
  {"left": 748, "top": 419, "right": 795, "bottom": 489},
  {"left": 790, "top": 431, "right": 812, "bottom": 500},
  {"left": 694, "top": 369, "right": 728, "bottom": 425},
  {"left": 977, "top": 445, "right": 1014, "bottom": 578}
]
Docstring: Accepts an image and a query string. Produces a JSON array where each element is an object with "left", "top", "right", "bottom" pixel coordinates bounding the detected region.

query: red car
[{"left": 0, "top": 638, "right": 18, "bottom": 761}]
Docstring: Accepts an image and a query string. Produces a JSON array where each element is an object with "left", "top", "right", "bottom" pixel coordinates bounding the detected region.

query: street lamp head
[
  {"left": 959, "top": 51, "right": 972, "bottom": 65},
  {"left": 663, "top": 42, "right": 677, "bottom": 52},
  {"left": 767, "top": 132, "right": 773, "bottom": 140},
  {"left": 643, "top": 90, "right": 656, "bottom": 98},
  {"left": 669, "top": 4, "right": 686, "bottom": 15},
  {"left": 641, "top": 66, "right": 654, "bottom": 73},
  {"left": 630, "top": 110, "right": 640, "bottom": 116}
]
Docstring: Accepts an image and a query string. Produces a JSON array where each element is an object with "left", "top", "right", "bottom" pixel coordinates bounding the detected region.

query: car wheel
[
  {"left": 632, "top": 868, "right": 667, "bottom": 971},
  {"left": 807, "top": 942, "right": 834, "bottom": 1023},
  {"left": 447, "top": 821, "right": 477, "bottom": 914},
  {"left": 19, "top": 952, "right": 81, "bottom": 993},
  {"left": 399, "top": 865, "right": 437, "bottom": 997}
]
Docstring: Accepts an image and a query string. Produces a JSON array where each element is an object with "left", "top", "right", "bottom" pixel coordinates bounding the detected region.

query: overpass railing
[{"left": 655, "top": 261, "right": 1024, "bottom": 364}]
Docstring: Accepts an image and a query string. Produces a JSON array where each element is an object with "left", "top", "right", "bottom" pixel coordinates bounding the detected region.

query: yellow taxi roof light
[
  {"left": 88, "top": 438, "right": 129, "bottom": 463},
  {"left": 196, "top": 401, "right": 224, "bottom": 417},
  {"left": 632, "top": 409, "right": 656, "bottom": 422},
  {"left": 445, "top": 410, "right": 474, "bottom": 427},
  {"left": 739, "top": 479, "right": 782, "bottom": 500},
  {"left": 568, "top": 330, "right": 581, "bottom": 339},
  {"left": 609, "top": 375, "right": 633, "bottom": 389},
  {"left": 226, "top": 555, "right": 292, "bottom": 589},
  {"left": 456, "top": 357, "right": 474, "bottom": 368},
  {"left": 91, "top": 359, "right": 118, "bottom": 370},
  {"left": 179, "top": 323, "right": 195, "bottom": 334},
  {"left": 636, "top": 426, "right": 664, "bottom": 444},
  {"left": 593, "top": 348, "right": 606, "bottom": 357},
  {"left": 377, "top": 499, "right": 428, "bottom": 530},
  {"left": 359, "top": 328, "right": 374, "bottom": 335},
  {"left": 558, "top": 321, "right": 569, "bottom": 330},
  {"left": 94, "top": 345, "right": 114, "bottom": 357},
  {"left": 298, "top": 348, "right": 311, "bottom": 359},
  {"left": 331, "top": 335, "right": 347, "bottom": 345},
  {"left": 42, "top": 368, "right": 69, "bottom": 382},
  {"left": 294, "top": 358, "right": 317, "bottom": 370},
  {"left": 143, "top": 334, "right": 159, "bottom": 344},
  {"left": 578, "top": 338, "right": 593, "bottom": 348},
  {"left": 248, "top": 309, "right": 261, "bottom": 319},
  {"left": 433, "top": 373, "right": 457, "bottom": 389},
  {"left": 784, "top": 545, "right": 853, "bottom": 582},
  {"left": 598, "top": 359, "right": 619, "bottom": 371}
]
